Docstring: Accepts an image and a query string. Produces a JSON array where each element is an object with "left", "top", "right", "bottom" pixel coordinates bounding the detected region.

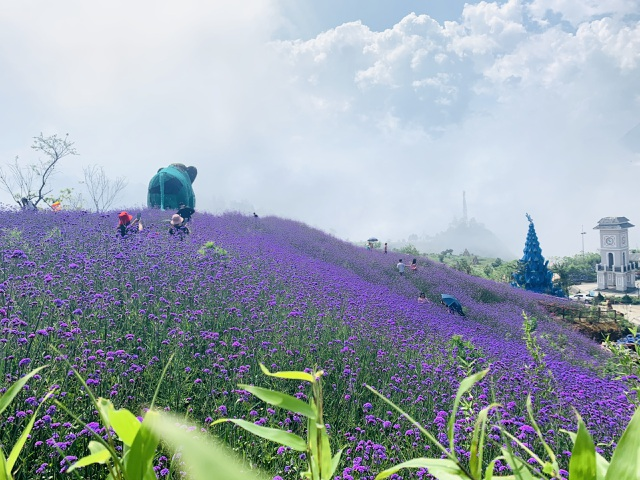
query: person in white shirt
[{"left": 397, "top": 259, "right": 405, "bottom": 275}]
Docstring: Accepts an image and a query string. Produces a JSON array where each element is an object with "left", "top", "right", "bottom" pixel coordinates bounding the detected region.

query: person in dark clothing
[
  {"left": 20, "top": 197, "right": 37, "bottom": 211},
  {"left": 169, "top": 214, "right": 190, "bottom": 239},
  {"left": 177, "top": 203, "right": 195, "bottom": 223}
]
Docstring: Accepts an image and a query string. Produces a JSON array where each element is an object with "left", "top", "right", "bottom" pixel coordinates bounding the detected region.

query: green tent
[{"left": 147, "top": 164, "right": 197, "bottom": 210}]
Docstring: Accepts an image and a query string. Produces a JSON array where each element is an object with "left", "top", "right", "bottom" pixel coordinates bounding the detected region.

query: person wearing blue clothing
[{"left": 397, "top": 259, "right": 405, "bottom": 275}]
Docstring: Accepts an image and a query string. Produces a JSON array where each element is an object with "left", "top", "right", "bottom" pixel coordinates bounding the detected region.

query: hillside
[{"left": 0, "top": 209, "right": 632, "bottom": 479}]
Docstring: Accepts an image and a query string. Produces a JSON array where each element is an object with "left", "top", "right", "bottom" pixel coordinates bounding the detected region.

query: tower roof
[{"left": 593, "top": 217, "right": 634, "bottom": 229}]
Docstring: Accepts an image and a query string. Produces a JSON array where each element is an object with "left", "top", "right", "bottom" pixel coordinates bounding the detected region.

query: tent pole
[{"left": 160, "top": 172, "right": 165, "bottom": 210}]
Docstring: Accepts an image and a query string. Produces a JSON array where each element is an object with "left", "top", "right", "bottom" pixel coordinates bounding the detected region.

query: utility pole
[{"left": 581, "top": 225, "right": 586, "bottom": 259}]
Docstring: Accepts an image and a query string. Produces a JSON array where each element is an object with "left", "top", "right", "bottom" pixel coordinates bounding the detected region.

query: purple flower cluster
[{"left": 0, "top": 209, "right": 631, "bottom": 479}]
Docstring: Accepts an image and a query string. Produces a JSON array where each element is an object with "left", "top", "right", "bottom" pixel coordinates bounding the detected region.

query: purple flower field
[{"left": 0, "top": 209, "right": 633, "bottom": 479}]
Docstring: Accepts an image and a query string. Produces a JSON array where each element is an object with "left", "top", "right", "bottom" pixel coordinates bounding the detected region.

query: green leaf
[
  {"left": 500, "top": 448, "right": 535, "bottom": 480},
  {"left": 319, "top": 423, "right": 332, "bottom": 479},
  {"left": 469, "top": 403, "right": 499, "bottom": 479},
  {"left": 563, "top": 430, "right": 609, "bottom": 479},
  {"left": 96, "top": 397, "right": 114, "bottom": 430},
  {"left": 328, "top": 447, "right": 344, "bottom": 480},
  {"left": 0, "top": 366, "right": 47, "bottom": 417},
  {"left": 108, "top": 405, "right": 141, "bottom": 447},
  {"left": 0, "top": 449, "right": 10, "bottom": 480},
  {"left": 526, "top": 396, "right": 558, "bottom": 472},
  {"left": 484, "top": 456, "right": 505, "bottom": 480},
  {"left": 67, "top": 442, "right": 112, "bottom": 472},
  {"left": 569, "top": 416, "right": 596, "bottom": 480},
  {"left": 124, "top": 411, "right": 161, "bottom": 480},
  {"left": 6, "top": 388, "right": 53, "bottom": 474},
  {"left": 6, "top": 407, "right": 39, "bottom": 472},
  {"left": 212, "top": 418, "right": 307, "bottom": 451},
  {"left": 152, "top": 413, "right": 268, "bottom": 480},
  {"left": 605, "top": 406, "right": 640, "bottom": 480},
  {"left": 366, "top": 385, "right": 452, "bottom": 461},
  {"left": 448, "top": 368, "right": 489, "bottom": 458},
  {"left": 259, "top": 363, "right": 319, "bottom": 383},
  {"left": 308, "top": 414, "right": 320, "bottom": 479},
  {"left": 238, "top": 384, "right": 317, "bottom": 419},
  {"left": 375, "top": 458, "right": 467, "bottom": 480}
]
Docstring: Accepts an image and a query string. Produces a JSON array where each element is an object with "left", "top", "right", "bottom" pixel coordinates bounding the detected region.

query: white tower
[{"left": 594, "top": 217, "right": 637, "bottom": 291}]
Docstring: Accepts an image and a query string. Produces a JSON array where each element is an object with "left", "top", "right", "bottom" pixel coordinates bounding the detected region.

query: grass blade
[
  {"left": 525, "top": 396, "right": 558, "bottom": 472},
  {"left": 500, "top": 448, "right": 535, "bottom": 480},
  {"left": 259, "top": 363, "right": 319, "bottom": 383},
  {"left": 469, "top": 403, "right": 499, "bottom": 478},
  {"left": 0, "top": 366, "right": 46, "bottom": 416},
  {"left": 448, "top": 369, "right": 490, "bottom": 459},
  {"left": 212, "top": 418, "right": 307, "bottom": 451},
  {"left": 375, "top": 458, "right": 467, "bottom": 480},
  {"left": 0, "top": 449, "right": 10, "bottom": 480},
  {"left": 366, "top": 385, "right": 453, "bottom": 460},
  {"left": 328, "top": 447, "right": 344, "bottom": 480},
  {"left": 238, "top": 384, "right": 316, "bottom": 419}
]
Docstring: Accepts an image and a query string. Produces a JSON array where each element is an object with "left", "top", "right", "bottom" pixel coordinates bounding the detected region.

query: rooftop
[{"left": 593, "top": 217, "right": 635, "bottom": 229}]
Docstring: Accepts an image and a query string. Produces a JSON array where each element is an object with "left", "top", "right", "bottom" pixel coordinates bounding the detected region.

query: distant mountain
[{"left": 413, "top": 218, "right": 515, "bottom": 259}]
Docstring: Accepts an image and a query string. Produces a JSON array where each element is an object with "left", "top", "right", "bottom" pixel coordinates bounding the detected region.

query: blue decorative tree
[{"left": 512, "top": 214, "right": 564, "bottom": 297}]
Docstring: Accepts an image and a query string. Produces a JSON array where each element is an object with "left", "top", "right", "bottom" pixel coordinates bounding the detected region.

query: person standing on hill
[
  {"left": 397, "top": 259, "right": 405, "bottom": 275},
  {"left": 177, "top": 203, "right": 195, "bottom": 223},
  {"left": 384, "top": 243, "right": 388, "bottom": 254},
  {"left": 410, "top": 258, "right": 418, "bottom": 272}
]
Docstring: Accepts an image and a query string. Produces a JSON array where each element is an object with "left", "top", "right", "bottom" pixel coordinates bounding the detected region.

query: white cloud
[
  {"left": 527, "top": 0, "right": 640, "bottom": 27},
  {"left": 0, "top": 0, "right": 638, "bottom": 256}
]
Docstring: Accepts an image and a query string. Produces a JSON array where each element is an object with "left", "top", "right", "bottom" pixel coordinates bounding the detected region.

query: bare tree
[
  {"left": 83, "top": 165, "right": 128, "bottom": 212},
  {"left": 0, "top": 133, "right": 77, "bottom": 207}
]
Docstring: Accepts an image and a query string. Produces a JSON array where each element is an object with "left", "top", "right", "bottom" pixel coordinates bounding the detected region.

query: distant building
[{"left": 594, "top": 217, "right": 638, "bottom": 291}]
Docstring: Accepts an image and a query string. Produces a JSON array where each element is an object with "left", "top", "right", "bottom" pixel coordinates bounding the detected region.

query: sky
[{"left": 0, "top": 0, "right": 639, "bottom": 257}]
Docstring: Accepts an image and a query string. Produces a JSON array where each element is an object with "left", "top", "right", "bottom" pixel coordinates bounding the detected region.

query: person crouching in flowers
[
  {"left": 116, "top": 211, "right": 142, "bottom": 237},
  {"left": 169, "top": 214, "right": 190, "bottom": 239}
]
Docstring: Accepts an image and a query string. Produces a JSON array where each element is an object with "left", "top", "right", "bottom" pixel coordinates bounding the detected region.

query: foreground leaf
[
  {"left": 448, "top": 369, "right": 489, "bottom": 457},
  {"left": 500, "top": 448, "right": 535, "bottom": 480},
  {"left": 375, "top": 458, "right": 468, "bottom": 480},
  {"left": 108, "top": 405, "right": 141, "bottom": 447},
  {"left": 212, "top": 418, "right": 307, "bottom": 451},
  {"left": 469, "top": 403, "right": 499, "bottom": 479},
  {"left": 67, "top": 442, "right": 112, "bottom": 472},
  {"left": 605, "top": 406, "right": 640, "bottom": 480},
  {"left": 0, "top": 449, "right": 10, "bottom": 480},
  {"left": 125, "top": 411, "right": 160, "bottom": 480},
  {"left": 153, "top": 414, "right": 268, "bottom": 480},
  {"left": 568, "top": 416, "right": 596, "bottom": 480},
  {"left": 259, "top": 363, "right": 320, "bottom": 383},
  {"left": 0, "top": 366, "right": 46, "bottom": 416},
  {"left": 238, "top": 384, "right": 317, "bottom": 419},
  {"left": 563, "top": 430, "right": 609, "bottom": 479}
]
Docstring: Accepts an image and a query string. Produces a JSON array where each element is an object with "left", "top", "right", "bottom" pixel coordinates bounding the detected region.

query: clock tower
[{"left": 594, "top": 217, "right": 637, "bottom": 291}]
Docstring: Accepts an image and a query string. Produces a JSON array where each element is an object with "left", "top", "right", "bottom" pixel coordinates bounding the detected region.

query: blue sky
[
  {"left": 0, "top": 0, "right": 639, "bottom": 257},
  {"left": 276, "top": 0, "right": 471, "bottom": 38}
]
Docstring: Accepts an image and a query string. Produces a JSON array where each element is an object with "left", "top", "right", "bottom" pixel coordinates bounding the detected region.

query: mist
[{"left": 0, "top": 0, "right": 638, "bottom": 258}]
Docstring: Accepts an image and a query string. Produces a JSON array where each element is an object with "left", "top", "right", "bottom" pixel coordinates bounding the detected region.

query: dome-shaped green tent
[{"left": 147, "top": 164, "right": 197, "bottom": 210}]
